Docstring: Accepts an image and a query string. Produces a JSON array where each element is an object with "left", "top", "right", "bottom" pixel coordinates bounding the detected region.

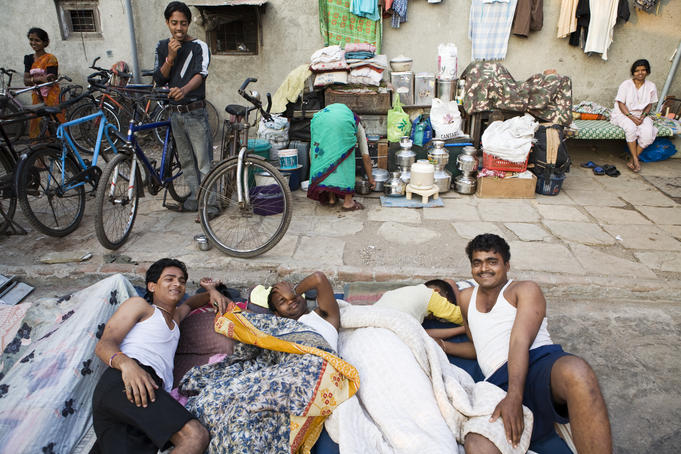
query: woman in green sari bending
[{"left": 308, "top": 103, "right": 375, "bottom": 211}]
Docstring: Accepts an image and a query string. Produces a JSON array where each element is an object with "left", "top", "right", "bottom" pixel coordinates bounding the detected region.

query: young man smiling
[
  {"left": 458, "top": 234, "right": 612, "bottom": 454},
  {"left": 92, "top": 258, "right": 230, "bottom": 453},
  {"left": 154, "top": 1, "right": 212, "bottom": 213}
]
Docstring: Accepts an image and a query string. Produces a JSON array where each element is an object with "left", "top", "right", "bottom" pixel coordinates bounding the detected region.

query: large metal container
[
  {"left": 372, "top": 168, "right": 390, "bottom": 192},
  {"left": 414, "top": 73, "right": 435, "bottom": 106},
  {"left": 391, "top": 71, "right": 414, "bottom": 105},
  {"left": 436, "top": 76, "right": 456, "bottom": 102}
]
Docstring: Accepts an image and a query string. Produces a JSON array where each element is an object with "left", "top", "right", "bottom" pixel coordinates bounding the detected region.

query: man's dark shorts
[
  {"left": 92, "top": 362, "right": 195, "bottom": 454},
  {"left": 486, "top": 344, "right": 571, "bottom": 442}
]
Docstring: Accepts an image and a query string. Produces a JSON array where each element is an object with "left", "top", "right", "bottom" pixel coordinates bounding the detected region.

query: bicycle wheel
[
  {"left": 198, "top": 156, "right": 292, "bottom": 258},
  {"left": 66, "top": 102, "right": 121, "bottom": 159},
  {"left": 0, "top": 150, "right": 17, "bottom": 234},
  {"left": 153, "top": 105, "right": 170, "bottom": 146},
  {"left": 205, "top": 100, "right": 220, "bottom": 141},
  {"left": 16, "top": 145, "right": 85, "bottom": 236},
  {"left": 163, "top": 137, "right": 190, "bottom": 203},
  {"left": 95, "top": 153, "right": 139, "bottom": 250},
  {"left": 0, "top": 102, "right": 25, "bottom": 143}
]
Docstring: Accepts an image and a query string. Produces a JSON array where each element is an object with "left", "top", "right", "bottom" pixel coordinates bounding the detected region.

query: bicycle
[
  {"left": 0, "top": 68, "right": 71, "bottom": 142},
  {"left": 14, "top": 71, "right": 124, "bottom": 237},
  {"left": 197, "top": 78, "right": 292, "bottom": 258},
  {"left": 94, "top": 88, "right": 190, "bottom": 249},
  {"left": 0, "top": 79, "right": 76, "bottom": 236}
]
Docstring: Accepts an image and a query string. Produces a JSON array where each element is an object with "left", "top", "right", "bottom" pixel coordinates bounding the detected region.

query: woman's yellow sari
[{"left": 28, "top": 53, "right": 64, "bottom": 138}]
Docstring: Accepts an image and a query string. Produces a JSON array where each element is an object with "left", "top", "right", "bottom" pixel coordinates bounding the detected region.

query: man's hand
[
  {"left": 168, "top": 38, "right": 181, "bottom": 61},
  {"left": 200, "top": 278, "right": 232, "bottom": 314},
  {"left": 168, "top": 86, "right": 185, "bottom": 101},
  {"left": 120, "top": 357, "right": 158, "bottom": 407},
  {"left": 490, "top": 394, "right": 524, "bottom": 448}
]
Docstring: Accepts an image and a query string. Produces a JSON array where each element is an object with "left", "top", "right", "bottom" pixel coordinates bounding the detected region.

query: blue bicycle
[
  {"left": 15, "top": 71, "right": 122, "bottom": 236},
  {"left": 94, "top": 89, "right": 189, "bottom": 249}
]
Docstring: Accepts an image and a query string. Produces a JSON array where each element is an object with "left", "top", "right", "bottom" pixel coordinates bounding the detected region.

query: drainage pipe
[
  {"left": 125, "top": 0, "right": 142, "bottom": 84},
  {"left": 656, "top": 40, "right": 681, "bottom": 113}
]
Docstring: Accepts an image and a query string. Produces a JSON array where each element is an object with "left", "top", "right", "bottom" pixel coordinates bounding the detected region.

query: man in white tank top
[
  {"left": 92, "top": 257, "right": 231, "bottom": 453},
  {"left": 267, "top": 271, "right": 340, "bottom": 351},
  {"left": 456, "top": 234, "right": 612, "bottom": 454}
]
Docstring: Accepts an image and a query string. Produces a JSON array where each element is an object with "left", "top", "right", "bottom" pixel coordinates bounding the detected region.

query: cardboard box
[
  {"left": 377, "top": 139, "right": 389, "bottom": 169},
  {"left": 476, "top": 174, "right": 536, "bottom": 199}
]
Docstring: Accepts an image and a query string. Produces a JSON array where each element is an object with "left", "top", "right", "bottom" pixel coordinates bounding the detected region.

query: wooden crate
[{"left": 324, "top": 89, "right": 391, "bottom": 115}]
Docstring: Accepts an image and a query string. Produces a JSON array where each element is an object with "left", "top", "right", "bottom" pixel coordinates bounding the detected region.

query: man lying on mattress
[
  {"left": 176, "top": 272, "right": 359, "bottom": 453},
  {"left": 92, "top": 257, "right": 231, "bottom": 454}
]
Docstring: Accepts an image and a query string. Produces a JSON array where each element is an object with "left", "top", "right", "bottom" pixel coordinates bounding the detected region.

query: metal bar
[
  {"left": 125, "top": 0, "right": 142, "bottom": 84},
  {"left": 656, "top": 40, "right": 681, "bottom": 113}
]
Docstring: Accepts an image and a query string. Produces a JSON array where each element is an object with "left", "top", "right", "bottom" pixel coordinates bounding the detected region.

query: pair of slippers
[{"left": 580, "top": 161, "right": 620, "bottom": 177}]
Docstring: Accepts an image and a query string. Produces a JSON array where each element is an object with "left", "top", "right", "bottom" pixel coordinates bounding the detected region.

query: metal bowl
[{"left": 194, "top": 234, "right": 211, "bottom": 251}]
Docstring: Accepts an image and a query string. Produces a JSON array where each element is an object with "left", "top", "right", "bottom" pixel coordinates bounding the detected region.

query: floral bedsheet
[{"left": 0, "top": 274, "right": 135, "bottom": 453}]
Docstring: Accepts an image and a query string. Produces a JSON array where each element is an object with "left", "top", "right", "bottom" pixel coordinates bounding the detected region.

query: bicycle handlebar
[
  {"left": 87, "top": 70, "right": 111, "bottom": 90},
  {"left": 237, "top": 78, "right": 273, "bottom": 122}
]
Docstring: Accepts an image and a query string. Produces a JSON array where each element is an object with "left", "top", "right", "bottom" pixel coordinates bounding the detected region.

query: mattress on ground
[{"left": 571, "top": 118, "right": 675, "bottom": 139}]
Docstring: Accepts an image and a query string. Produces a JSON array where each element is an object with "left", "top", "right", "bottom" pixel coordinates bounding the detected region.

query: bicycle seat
[{"left": 225, "top": 104, "right": 248, "bottom": 117}]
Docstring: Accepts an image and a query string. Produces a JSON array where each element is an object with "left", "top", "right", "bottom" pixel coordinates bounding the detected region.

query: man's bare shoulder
[
  {"left": 458, "top": 286, "right": 474, "bottom": 308},
  {"left": 117, "top": 296, "right": 154, "bottom": 315},
  {"left": 508, "top": 280, "right": 545, "bottom": 306}
]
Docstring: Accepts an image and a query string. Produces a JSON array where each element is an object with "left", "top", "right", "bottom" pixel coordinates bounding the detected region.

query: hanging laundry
[
  {"left": 391, "top": 0, "right": 408, "bottom": 28},
  {"left": 318, "top": 0, "right": 382, "bottom": 52},
  {"left": 351, "top": 0, "right": 380, "bottom": 21},
  {"left": 469, "top": 0, "right": 519, "bottom": 61},
  {"left": 569, "top": 0, "right": 628, "bottom": 50},
  {"left": 511, "top": 0, "right": 543, "bottom": 37},
  {"left": 556, "top": 0, "right": 578, "bottom": 38},
  {"left": 583, "top": 0, "right": 629, "bottom": 60}
]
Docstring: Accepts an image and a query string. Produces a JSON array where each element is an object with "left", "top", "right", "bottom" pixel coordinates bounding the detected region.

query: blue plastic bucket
[
  {"left": 535, "top": 173, "right": 566, "bottom": 196},
  {"left": 278, "top": 149, "right": 299, "bottom": 170}
]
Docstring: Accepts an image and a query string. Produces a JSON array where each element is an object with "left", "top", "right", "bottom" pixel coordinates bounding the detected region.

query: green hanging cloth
[{"left": 319, "top": 0, "right": 382, "bottom": 53}]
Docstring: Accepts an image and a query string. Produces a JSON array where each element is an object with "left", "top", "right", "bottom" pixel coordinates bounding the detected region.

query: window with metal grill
[
  {"left": 69, "top": 9, "right": 97, "bottom": 33},
  {"left": 55, "top": 1, "right": 102, "bottom": 39},
  {"left": 197, "top": 5, "right": 262, "bottom": 55}
]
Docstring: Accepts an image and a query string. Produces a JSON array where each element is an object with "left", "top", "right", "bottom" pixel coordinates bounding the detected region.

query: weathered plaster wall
[{"left": 2, "top": 0, "right": 680, "bottom": 115}]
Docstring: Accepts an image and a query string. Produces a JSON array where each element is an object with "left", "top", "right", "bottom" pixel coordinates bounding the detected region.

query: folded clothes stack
[
  {"left": 344, "top": 43, "right": 385, "bottom": 86},
  {"left": 310, "top": 45, "right": 349, "bottom": 87}
]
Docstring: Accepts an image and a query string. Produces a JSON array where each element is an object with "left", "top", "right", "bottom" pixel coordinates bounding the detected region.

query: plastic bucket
[
  {"left": 250, "top": 184, "right": 284, "bottom": 216},
  {"left": 248, "top": 139, "right": 271, "bottom": 160},
  {"left": 278, "top": 149, "right": 299, "bottom": 170},
  {"left": 279, "top": 167, "right": 301, "bottom": 191},
  {"left": 535, "top": 173, "right": 566, "bottom": 196}
]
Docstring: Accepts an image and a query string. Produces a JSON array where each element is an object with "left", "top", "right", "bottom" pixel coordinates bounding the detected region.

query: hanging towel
[
  {"left": 469, "top": 0, "right": 519, "bottom": 61},
  {"left": 351, "top": 0, "right": 381, "bottom": 21},
  {"left": 319, "top": 0, "right": 382, "bottom": 52}
]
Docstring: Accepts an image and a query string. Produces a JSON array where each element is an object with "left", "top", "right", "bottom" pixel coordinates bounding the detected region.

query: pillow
[{"left": 174, "top": 306, "right": 234, "bottom": 387}]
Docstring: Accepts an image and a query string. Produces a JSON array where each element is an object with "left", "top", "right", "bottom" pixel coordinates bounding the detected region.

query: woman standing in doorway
[
  {"left": 610, "top": 59, "right": 658, "bottom": 173},
  {"left": 23, "top": 27, "right": 64, "bottom": 138}
]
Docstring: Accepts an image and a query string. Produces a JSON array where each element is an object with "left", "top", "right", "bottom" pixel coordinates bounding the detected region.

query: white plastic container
[{"left": 409, "top": 161, "right": 435, "bottom": 189}]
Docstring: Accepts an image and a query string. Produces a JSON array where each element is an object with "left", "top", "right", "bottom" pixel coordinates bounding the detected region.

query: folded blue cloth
[{"left": 345, "top": 51, "right": 375, "bottom": 59}]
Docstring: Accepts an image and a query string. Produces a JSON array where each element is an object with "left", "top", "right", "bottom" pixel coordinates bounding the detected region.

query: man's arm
[
  {"left": 490, "top": 281, "right": 546, "bottom": 448},
  {"left": 175, "top": 278, "right": 232, "bottom": 321},
  {"left": 153, "top": 41, "right": 171, "bottom": 85},
  {"left": 296, "top": 271, "right": 340, "bottom": 331},
  {"left": 168, "top": 73, "right": 203, "bottom": 101},
  {"left": 94, "top": 297, "right": 158, "bottom": 408}
]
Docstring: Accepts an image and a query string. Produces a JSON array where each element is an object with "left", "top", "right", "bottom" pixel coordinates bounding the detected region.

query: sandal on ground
[
  {"left": 581, "top": 161, "right": 598, "bottom": 168},
  {"left": 166, "top": 203, "right": 197, "bottom": 213},
  {"left": 592, "top": 166, "right": 605, "bottom": 176},
  {"left": 341, "top": 200, "right": 364, "bottom": 211},
  {"left": 603, "top": 165, "right": 620, "bottom": 177}
]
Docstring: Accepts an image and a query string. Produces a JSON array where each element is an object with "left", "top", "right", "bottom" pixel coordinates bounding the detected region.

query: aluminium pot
[
  {"left": 372, "top": 168, "right": 389, "bottom": 192},
  {"left": 454, "top": 175, "right": 476, "bottom": 194},
  {"left": 384, "top": 172, "right": 406, "bottom": 197},
  {"left": 355, "top": 178, "right": 371, "bottom": 195}
]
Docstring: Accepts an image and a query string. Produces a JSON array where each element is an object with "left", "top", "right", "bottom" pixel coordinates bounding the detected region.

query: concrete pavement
[{"left": 2, "top": 141, "right": 681, "bottom": 452}]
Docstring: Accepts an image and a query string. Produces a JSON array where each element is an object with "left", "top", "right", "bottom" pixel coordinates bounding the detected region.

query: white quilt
[{"left": 325, "top": 302, "right": 533, "bottom": 454}]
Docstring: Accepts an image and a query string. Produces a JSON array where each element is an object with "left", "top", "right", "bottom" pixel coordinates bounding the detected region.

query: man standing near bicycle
[{"left": 154, "top": 1, "right": 212, "bottom": 213}]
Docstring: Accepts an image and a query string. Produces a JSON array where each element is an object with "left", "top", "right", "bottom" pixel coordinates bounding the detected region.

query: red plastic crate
[{"left": 482, "top": 152, "right": 528, "bottom": 172}]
